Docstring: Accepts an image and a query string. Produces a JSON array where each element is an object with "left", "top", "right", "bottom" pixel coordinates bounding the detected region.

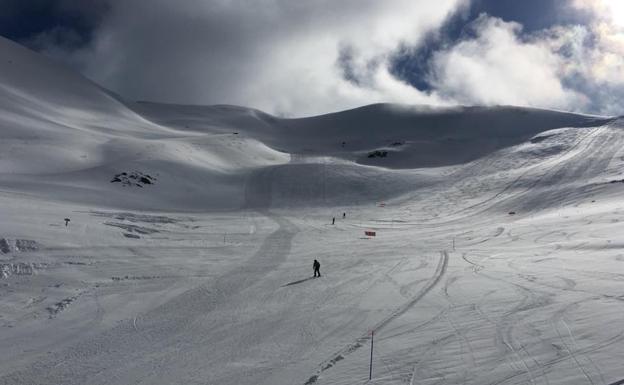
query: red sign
[{"left": 365, "top": 231, "right": 376, "bottom": 237}]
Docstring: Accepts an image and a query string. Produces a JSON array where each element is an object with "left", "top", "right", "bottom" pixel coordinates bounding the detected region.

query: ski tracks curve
[
  {"left": 0, "top": 167, "right": 299, "bottom": 385},
  {"left": 302, "top": 250, "right": 449, "bottom": 385}
]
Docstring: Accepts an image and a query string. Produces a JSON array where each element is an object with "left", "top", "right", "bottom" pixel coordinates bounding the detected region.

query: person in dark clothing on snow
[
  {"left": 313, "top": 259, "right": 321, "bottom": 277},
  {"left": 332, "top": 217, "right": 335, "bottom": 225}
]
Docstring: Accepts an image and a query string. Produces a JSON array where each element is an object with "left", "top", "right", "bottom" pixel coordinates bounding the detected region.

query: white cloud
[
  {"left": 547, "top": 0, "right": 624, "bottom": 115},
  {"left": 39, "top": 0, "right": 624, "bottom": 116},
  {"left": 572, "top": 0, "right": 624, "bottom": 28},
  {"left": 69, "top": 0, "right": 467, "bottom": 116},
  {"left": 429, "top": 15, "right": 587, "bottom": 111}
]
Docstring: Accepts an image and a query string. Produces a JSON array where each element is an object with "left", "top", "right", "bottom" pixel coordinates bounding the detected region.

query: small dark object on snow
[
  {"left": 111, "top": 172, "right": 156, "bottom": 187},
  {"left": 390, "top": 141, "right": 404, "bottom": 146},
  {"left": 332, "top": 217, "right": 335, "bottom": 225},
  {"left": 233, "top": 132, "right": 239, "bottom": 135},
  {"left": 64, "top": 218, "right": 70, "bottom": 226},
  {"left": 368, "top": 150, "right": 388, "bottom": 158},
  {"left": 304, "top": 375, "right": 319, "bottom": 385},
  {"left": 343, "top": 212, "right": 346, "bottom": 219},
  {"left": 508, "top": 211, "right": 516, "bottom": 215},
  {"left": 313, "top": 259, "right": 321, "bottom": 277},
  {"left": 341, "top": 141, "right": 346, "bottom": 147}
]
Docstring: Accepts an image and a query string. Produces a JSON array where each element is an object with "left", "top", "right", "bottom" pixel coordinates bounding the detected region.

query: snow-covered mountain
[
  {"left": 1, "top": 35, "right": 624, "bottom": 385},
  {"left": 0, "top": 35, "right": 615, "bottom": 210}
]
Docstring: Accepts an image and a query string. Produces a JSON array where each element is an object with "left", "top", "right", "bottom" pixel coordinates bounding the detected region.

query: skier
[
  {"left": 332, "top": 217, "right": 335, "bottom": 225},
  {"left": 313, "top": 259, "right": 321, "bottom": 277},
  {"left": 342, "top": 212, "right": 346, "bottom": 219}
]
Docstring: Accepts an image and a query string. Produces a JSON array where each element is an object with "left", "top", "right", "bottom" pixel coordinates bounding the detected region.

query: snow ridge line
[{"left": 303, "top": 250, "right": 449, "bottom": 385}]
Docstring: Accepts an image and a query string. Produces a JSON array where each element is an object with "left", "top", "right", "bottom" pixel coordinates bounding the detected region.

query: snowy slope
[
  {"left": 134, "top": 101, "right": 611, "bottom": 169},
  {"left": 1, "top": 37, "right": 624, "bottom": 385},
  {"left": 0, "top": 36, "right": 289, "bottom": 210},
  {"left": 0, "top": 34, "right": 615, "bottom": 210}
]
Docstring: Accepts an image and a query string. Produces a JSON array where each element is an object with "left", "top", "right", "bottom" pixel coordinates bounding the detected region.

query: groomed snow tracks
[{"left": 303, "top": 251, "right": 449, "bottom": 384}]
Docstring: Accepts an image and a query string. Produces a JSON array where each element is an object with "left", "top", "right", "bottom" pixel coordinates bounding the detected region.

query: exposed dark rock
[
  {"left": 105, "top": 222, "right": 159, "bottom": 234},
  {"left": 0, "top": 239, "right": 9, "bottom": 254},
  {"left": 367, "top": 150, "right": 388, "bottom": 158},
  {"left": 0, "top": 238, "right": 39, "bottom": 253},
  {"left": 110, "top": 171, "right": 156, "bottom": 187}
]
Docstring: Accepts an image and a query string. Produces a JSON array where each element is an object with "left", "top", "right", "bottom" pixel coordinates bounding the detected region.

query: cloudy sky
[{"left": 2, "top": 0, "right": 623, "bottom": 117}]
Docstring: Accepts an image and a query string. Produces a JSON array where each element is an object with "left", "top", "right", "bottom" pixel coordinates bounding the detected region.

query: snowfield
[{"left": 0, "top": 36, "right": 623, "bottom": 385}]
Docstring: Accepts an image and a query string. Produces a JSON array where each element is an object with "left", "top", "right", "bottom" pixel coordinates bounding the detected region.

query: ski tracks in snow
[
  {"left": 302, "top": 250, "right": 448, "bottom": 384},
  {"left": 0, "top": 166, "right": 299, "bottom": 385}
]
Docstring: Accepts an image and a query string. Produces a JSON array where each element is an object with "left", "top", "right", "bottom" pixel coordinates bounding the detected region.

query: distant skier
[
  {"left": 313, "top": 259, "right": 321, "bottom": 277},
  {"left": 332, "top": 217, "right": 335, "bottom": 225},
  {"left": 342, "top": 212, "right": 346, "bottom": 219}
]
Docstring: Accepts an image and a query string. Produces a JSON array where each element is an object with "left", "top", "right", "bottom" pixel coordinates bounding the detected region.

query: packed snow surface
[{"left": 0, "top": 36, "right": 624, "bottom": 385}]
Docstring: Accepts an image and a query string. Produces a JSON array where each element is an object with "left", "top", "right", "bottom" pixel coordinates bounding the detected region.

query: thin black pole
[{"left": 369, "top": 330, "right": 374, "bottom": 380}]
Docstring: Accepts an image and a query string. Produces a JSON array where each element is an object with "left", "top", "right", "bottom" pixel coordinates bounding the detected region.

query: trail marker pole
[{"left": 369, "top": 330, "right": 374, "bottom": 380}]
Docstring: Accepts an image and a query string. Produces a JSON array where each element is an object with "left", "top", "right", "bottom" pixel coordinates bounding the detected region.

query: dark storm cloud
[{"left": 0, "top": 0, "right": 109, "bottom": 50}]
